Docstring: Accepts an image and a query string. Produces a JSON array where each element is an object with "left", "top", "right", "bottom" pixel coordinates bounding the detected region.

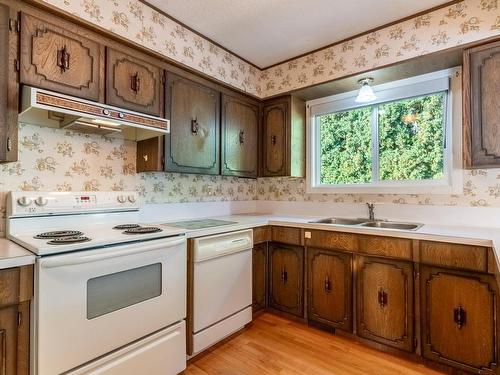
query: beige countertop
[
  {"left": 160, "top": 214, "right": 500, "bottom": 263},
  {"left": 0, "top": 238, "right": 36, "bottom": 270}
]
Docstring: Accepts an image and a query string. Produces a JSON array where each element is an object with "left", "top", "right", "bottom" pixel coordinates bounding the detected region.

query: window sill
[{"left": 306, "top": 182, "right": 461, "bottom": 195}]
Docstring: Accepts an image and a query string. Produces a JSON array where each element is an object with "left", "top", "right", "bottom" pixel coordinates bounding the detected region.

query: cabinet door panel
[
  {"left": 262, "top": 102, "right": 288, "bottom": 176},
  {"left": 106, "top": 48, "right": 163, "bottom": 116},
  {"left": 0, "top": 4, "right": 18, "bottom": 162},
  {"left": 357, "top": 256, "right": 414, "bottom": 352},
  {"left": 165, "top": 73, "right": 220, "bottom": 174},
  {"left": 0, "top": 306, "right": 20, "bottom": 375},
  {"left": 20, "top": 13, "right": 103, "bottom": 101},
  {"left": 268, "top": 244, "right": 303, "bottom": 317},
  {"left": 221, "top": 94, "right": 259, "bottom": 178},
  {"left": 421, "top": 267, "right": 498, "bottom": 374},
  {"left": 465, "top": 41, "right": 500, "bottom": 167},
  {"left": 308, "top": 248, "right": 352, "bottom": 332},
  {"left": 252, "top": 243, "right": 267, "bottom": 313}
]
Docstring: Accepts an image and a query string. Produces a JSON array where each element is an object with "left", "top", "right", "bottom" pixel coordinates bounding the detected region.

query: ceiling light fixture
[{"left": 355, "top": 78, "right": 376, "bottom": 103}]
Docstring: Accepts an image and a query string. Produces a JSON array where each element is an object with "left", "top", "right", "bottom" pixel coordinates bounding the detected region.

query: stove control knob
[
  {"left": 35, "top": 197, "right": 48, "bottom": 206},
  {"left": 17, "top": 197, "right": 32, "bottom": 207},
  {"left": 117, "top": 195, "right": 127, "bottom": 203},
  {"left": 128, "top": 195, "right": 137, "bottom": 203}
]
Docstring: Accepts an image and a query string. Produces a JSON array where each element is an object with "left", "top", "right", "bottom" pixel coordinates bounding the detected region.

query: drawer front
[
  {"left": 271, "top": 226, "right": 302, "bottom": 246},
  {"left": 20, "top": 13, "right": 103, "bottom": 101},
  {"left": 106, "top": 48, "right": 164, "bottom": 117},
  {"left": 420, "top": 241, "right": 488, "bottom": 272},
  {"left": 305, "top": 230, "right": 357, "bottom": 251},
  {"left": 253, "top": 226, "right": 271, "bottom": 244},
  {"left": 0, "top": 265, "right": 33, "bottom": 308},
  {"left": 358, "top": 235, "right": 412, "bottom": 260}
]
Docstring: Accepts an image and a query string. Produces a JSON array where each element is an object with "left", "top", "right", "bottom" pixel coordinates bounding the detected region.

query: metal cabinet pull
[
  {"left": 324, "top": 275, "right": 332, "bottom": 294},
  {"left": 378, "top": 289, "right": 388, "bottom": 308},
  {"left": 280, "top": 267, "right": 288, "bottom": 284},
  {"left": 453, "top": 306, "right": 466, "bottom": 329},
  {"left": 271, "top": 135, "right": 277, "bottom": 145},
  {"left": 239, "top": 130, "right": 245, "bottom": 145},
  {"left": 131, "top": 73, "right": 141, "bottom": 93},
  {"left": 57, "top": 46, "right": 70, "bottom": 72},
  {"left": 191, "top": 118, "right": 199, "bottom": 134}
]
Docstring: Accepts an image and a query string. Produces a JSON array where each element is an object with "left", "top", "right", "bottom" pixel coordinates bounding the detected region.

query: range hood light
[
  {"left": 355, "top": 78, "right": 376, "bottom": 103},
  {"left": 91, "top": 118, "right": 122, "bottom": 127}
]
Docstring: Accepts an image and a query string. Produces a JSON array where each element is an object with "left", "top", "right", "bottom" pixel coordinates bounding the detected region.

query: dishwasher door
[{"left": 192, "top": 229, "right": 253, "bottom": 334}]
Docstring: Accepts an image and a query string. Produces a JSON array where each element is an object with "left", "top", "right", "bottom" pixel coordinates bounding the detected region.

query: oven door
[{"left": 34, "top": 236, "right": 186, "bottom": 375}]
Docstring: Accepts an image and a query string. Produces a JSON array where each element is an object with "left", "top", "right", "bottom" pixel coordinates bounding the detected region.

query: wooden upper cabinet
[
  {"left": 106, "top": 48, "right": 164, "bottom": 117},
  {"left": 0, "top": 4, "right": 18, "bottom": 163},
  {"left": 20, "top": 13, "right": 104, "bottom": 102},
  {"left": 356, "top": 256, "right": 414, "bottom": 352},
  {"left": 268, "top": 243, "right": 304, "bottom": 317},
  {"left": 262, "top": 96, "right": 305, "bottom": 177},
  {"left": 307, "top": 248, "right": 352, "bottom": 332},
  {"left": 252, "top": 243, "right": 267, "bottom": 313},
  {"left": 421, "top": 267, "right": 498, "bottom": 374},
  {"left": 464, "top": 40, "right": 500, "bottom": 168},
  {"left": 221, "top": 94, "right": 259, "bottom": 178},
  {"left": 164, "top": 72, "right": 220, "bottom": 174}
]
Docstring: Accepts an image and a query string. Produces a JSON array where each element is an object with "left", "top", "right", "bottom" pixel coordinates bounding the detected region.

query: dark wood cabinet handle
[
  {"left": 378, "top": 289, "right": 388, "bottom": 308},
  {"left": 280, "top": 267, "right": 288, "bottom": 284},
  {"left": 453, "top": 306, "right": 466, "bottom": 329},
  {"left": 271, "top": 135, "right": 277, "bottom": 145},
  {"left": 57, "top": 46, "right": 70, "bottom": 72},
  {"left": 239, "top": 130, "right": 245, "bottom": 145},
  {"left": 131, "top": 73, "right": 141, "bottom": 93},
  {"left": 191, "top": 118, "right": 199, "bottom": 135},
  {"left": 324, "top": 276, "right": 332, "bottom": 294}
]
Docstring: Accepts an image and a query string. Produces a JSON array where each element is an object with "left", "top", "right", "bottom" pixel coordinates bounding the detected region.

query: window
[{"left": 307, "top": 68, "right": 462, "bottom": 194}]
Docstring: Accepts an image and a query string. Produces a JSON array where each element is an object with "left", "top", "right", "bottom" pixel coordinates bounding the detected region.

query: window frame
[{"left": 306, "top": 68, "right": 463, "bottom": 195}]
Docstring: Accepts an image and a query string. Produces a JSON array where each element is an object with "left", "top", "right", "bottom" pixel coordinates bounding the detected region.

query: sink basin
[
  {"left": 361, "top": 221, "right": 422, "bottom": 231},
  {"left": 310, "top": 217, "right": 368, "bottom": 225}
]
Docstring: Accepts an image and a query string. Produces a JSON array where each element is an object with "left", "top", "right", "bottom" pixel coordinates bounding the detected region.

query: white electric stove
[{"left": 6, "top": 191, "right": 188, "bottom": 375}]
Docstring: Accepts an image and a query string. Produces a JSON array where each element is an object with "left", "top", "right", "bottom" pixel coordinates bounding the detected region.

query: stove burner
[
  {"left": 123, "top": 227, "right": 162, "bottom": 235},
  {"left": 35, "top": 230, "right": 83, "bottom": 239},
  {"left": 47, "top": 236, "right": 91, "bottom": 245},
  {"left": 113, "top": 224, "right": 141, "bottom": 230}
]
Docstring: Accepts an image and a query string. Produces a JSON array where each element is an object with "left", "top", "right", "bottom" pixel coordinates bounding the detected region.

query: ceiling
[{"left": 145, "top": 0, "right": 453, "bottom": 68}]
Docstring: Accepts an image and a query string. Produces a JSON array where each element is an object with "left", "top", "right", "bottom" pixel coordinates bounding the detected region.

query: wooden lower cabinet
[
  {"left": 252, "top": 243, "right": 267, "bottom": 313},
  {"left": 421, "top": 266, "right": 498, "bottom": 374},
  {"left": 268, "top": 243, "right": 304, "bottom": 317},
  {"left": 356, "top": 256, "right": 414, "bottom": 352},
  {"left": 307, "top": 248, "right": 352, "bottom": 332}
]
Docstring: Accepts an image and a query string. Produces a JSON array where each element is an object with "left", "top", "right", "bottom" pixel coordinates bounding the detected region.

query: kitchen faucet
[{"left": 366, "top": 203, "right": 375, "bottom": 221}]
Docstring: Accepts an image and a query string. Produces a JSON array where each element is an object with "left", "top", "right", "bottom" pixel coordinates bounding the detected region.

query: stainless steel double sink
[{"left": 310, "top": 217, "right": 423, "bottom": 231}]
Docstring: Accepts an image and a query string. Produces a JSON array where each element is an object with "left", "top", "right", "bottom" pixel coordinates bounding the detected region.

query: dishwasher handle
[{"left": 193, "top": 229, "right": 253, "bottom": 262}]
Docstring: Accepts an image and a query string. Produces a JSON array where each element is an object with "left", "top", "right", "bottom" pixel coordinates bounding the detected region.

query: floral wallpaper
[
  {"left": 0, "top": 123, "right": 258, "bottom": 234},
  {"left": 40, "top": 0, "right": 500, "bottom": 98},
  {"left": 258, "top": 173, "right": 500, "bottom": 207}
]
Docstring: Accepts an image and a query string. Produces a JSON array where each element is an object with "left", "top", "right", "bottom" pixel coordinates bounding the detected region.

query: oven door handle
[{"left": 39, "top": 237, "right": 186, "bottom": 269}]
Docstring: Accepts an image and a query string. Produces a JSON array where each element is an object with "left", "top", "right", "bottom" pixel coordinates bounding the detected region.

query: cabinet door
[
  {"left": 0, "top": 305, "right": 20, "bottom": 375},
  {"left": 307, "top": 248, "right": 352, "bottom": 332},
  {"left": 20, "top": 13, "right": 103, "bottom": 101},
  {"left": 464, "top": 41, "right": 500, "bottom": 168},
  {"left": 421, "top": 267, "right": 498, "bottom": 374},
  {"left": 221, "top": 94, "right": 259, "bottom": 178},
  {"left": 106, "top": 48, "right": 164, "bottom": 117},
  {"left": 268, "top": 243, "right": 303, "bottom": 317},
  {"left": 356, "top": 256, "right": 414, "bottom": 352},
  {"left": 262, "top": 100, "right": 288, "bottom": 177},
  {"left": 165, "top": 72, "right": 220, "bottom": 174},
  {"left": 0, "top": 4, "right": 18, "bottom": 162},
  {"left": 252, "top": 243, "right": 267, "bottom": 313}
]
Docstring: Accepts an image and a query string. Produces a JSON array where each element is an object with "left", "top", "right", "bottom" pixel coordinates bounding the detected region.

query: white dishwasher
[{"left": 192, "top": 229, "right": 253, "bottom": 355}]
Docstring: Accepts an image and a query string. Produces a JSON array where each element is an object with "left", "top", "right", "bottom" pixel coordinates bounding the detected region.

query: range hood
[{"left": 19, "top": 86, "right": 169, "bottom": 141}]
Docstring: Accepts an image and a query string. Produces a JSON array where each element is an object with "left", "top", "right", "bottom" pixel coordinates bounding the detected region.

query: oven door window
[{"left": 87, "top": 263, "right": 162, "bottom": 319}]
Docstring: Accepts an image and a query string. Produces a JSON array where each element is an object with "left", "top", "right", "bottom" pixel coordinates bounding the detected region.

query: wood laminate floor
[{"left": 183, "top": 313, "right": 443, "bottom": 375}]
